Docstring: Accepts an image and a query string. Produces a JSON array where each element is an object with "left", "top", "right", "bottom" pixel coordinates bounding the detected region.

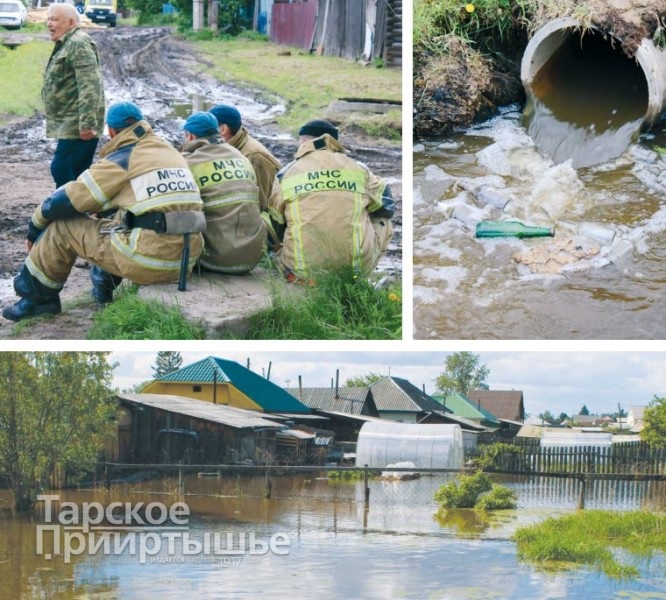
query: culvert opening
[{"left": 522, "top": 26, "right": 649, "bottom": 169}]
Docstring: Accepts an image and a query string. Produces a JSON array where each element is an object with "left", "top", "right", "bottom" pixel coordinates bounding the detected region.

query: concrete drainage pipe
[{"left": 521, "top": 17, "right": 666, "bottom": 126}]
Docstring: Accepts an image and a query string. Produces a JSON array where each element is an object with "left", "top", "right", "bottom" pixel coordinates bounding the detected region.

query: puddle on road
[{"left": 169, "top": 93, "right": 286, "bottom": 124}]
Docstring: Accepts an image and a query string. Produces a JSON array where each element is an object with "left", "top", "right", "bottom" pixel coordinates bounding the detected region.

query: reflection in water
[
  {"left": 524, "top": 30, "right": 648, "bottom": 168},
  {"left": 1, "top": 475, "right": 664, "bottom": 599}
]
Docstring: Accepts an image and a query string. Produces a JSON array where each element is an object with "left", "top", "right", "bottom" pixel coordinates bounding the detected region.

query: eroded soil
[
  {"left": 414, "top": 0, "right": 666, "bottom": 137},
  {"left": 0, "top": 26, "right": 402, "bottom": 339}
]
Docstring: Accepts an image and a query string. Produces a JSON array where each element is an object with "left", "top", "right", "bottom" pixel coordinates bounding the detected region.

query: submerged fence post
[
  {"left": 264, "top": 465, "right": 272, "bottom": 499},
  {"left": 577, "top": 475, "right": 587, "bottom": 509},
  {"left": 364, "top": 464, "right": 370, "bottom": 508}
]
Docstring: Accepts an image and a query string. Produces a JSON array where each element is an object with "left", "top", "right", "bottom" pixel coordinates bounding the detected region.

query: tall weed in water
[{"left": 513, "top": 509, "right": 666, "bottom": 578}]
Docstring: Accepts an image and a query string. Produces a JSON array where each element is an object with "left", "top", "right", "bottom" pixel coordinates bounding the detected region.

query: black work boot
[
  {"left": 2, "top": 297, "right": 62, "bottom": 322},
  {"left": 90, "top": 266, "right": 122, "bottom": 304}
]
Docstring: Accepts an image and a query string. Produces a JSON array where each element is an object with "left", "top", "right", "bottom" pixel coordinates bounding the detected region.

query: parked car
[
  {"left": 84, "top": 0, "right": 117, "bottom": 27},
  {"left": 0, "top": 0, "right": 28, "bottom": 30}
]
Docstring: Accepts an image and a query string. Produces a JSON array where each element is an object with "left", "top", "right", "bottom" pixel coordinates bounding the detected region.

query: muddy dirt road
[{"left": 0, "top": 27, "right": 402, "bottom": 339}]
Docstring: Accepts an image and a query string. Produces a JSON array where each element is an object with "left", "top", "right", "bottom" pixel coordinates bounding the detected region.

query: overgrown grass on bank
[
  {"left": 193, "top": 33, "right": 401, "bottom": 137},
  {"left": 513, "top": 509, "right": 666, "bottom": 579},
  {"left": 87, "top": 286, "right": 206, "bottom": 340},
  {"left": 87, "top": 268, "right": 401, "bottom": 340},
  {"left": 0, "top": 40, "right": 51, "bottom": 122},
  {"left": 243, "top": 267, "right": 402, "bottom": 340},
  {"left": 414, "top": 0, "right": 592, "bottom": 54}
]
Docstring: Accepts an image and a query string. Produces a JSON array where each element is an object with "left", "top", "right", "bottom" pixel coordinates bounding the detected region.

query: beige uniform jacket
[
  {"left": 228, "top": 127, "right": 281, "bottom": 211},
  {"left": 267, "top": 134, "right": 392, "bottom": 279},
  {"left": 182, "top": 136, "right": 265, "bottom": 274}
]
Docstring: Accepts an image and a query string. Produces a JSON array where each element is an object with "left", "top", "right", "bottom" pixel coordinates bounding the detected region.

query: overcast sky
[{"left": 110, "top": 350, "right": 666, "bottom": 417}]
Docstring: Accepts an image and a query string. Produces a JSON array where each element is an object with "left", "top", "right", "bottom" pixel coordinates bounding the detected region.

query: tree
[
  {"left": 344, "top": 372, "right": 384, "bottom": 387},
  {"left": 579, "top": 405, "right": 590, "bottom": 416},
  {"left": 152, "top": 351, "right": 183, "bottom": 378},
  {"left": 642, "top": 396, "right": 666, "bottom": 448},
  {"left": 0, "top": 353, "right": 117, "bottom": 511},
  {"left": 435, "top": 352, "right": 489, "bottom": 396}
]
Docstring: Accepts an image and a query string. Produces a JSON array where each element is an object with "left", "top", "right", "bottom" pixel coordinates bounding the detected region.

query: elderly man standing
[
  {"left": 266, "top": 119, "right": 394, "bottom": 283},
  {"left": 209, "top": 104, "right": 281, "bottom": 211},
  {"left": 2, "top": 102, "right": 205, "bottom": 322},
  {"left": 181, "top": 112, "right": 265, "bottom": 274},
  {"left": 43, "top": 2, "right": 105, "bottom": 187}
]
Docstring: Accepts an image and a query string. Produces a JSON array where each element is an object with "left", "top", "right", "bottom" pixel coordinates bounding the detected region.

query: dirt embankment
[
  {"left": 0, "top": 27, "right": 402, "bottom": 339},
  {"left": 413, "top": 0, "right": 666, "bottom": 138}
]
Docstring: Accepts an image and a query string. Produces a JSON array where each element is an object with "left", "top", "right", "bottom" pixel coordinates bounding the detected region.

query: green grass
[
  {"left": 413, "top": 0, "right": 593, "bottom": 55},
  {"left": 0, "top": 39, "right": 52, "bottom": 123},
  {"left": 87, "top": 285, "right": 206, "bottom": 339},
  {"left": 328, "top": 469, "right": 380, "bottom": 482},
  {"left": 434, "top": 471, "right": 517, "bottom": 510},
  {"left": 193, "top": 34, "right": 401, "bottom": 136},
  {"left": 513, "top": 509, "right": 666, "bottom": 579},
  {"left": 243, "top": 267, "right": 402, "bottom": 340},
  {"left": 84, "top": 268, "right": 400, "bottom": 340}
]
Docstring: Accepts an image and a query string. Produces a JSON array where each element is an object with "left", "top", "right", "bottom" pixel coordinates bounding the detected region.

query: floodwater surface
[{"left": 1, "top": 475, "right": 664, "bottom": 599}]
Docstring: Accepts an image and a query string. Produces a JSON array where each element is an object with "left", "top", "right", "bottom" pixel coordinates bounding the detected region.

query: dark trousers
[{"left": 50, "top": 137, "right": 99, "bottom": 188}]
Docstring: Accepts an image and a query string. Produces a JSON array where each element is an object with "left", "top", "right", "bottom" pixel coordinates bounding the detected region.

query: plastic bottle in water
[{"left": 475, "top": 220, "right": 555, "bottom": 239}]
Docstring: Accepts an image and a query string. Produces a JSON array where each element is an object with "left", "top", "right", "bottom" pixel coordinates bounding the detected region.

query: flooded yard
[{"left": 1, "top": 474, "right": 664, "bottom": 599}]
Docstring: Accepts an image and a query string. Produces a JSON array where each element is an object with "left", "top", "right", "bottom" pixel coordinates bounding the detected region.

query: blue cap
[
  {"left": 106, "top": 101, "right": 144, "bottom": 129},
  {"left": 183, "top": 112, "right": 220, "bottom": 138},
  {"left": 209, "top": 104, "right": 242, "bottom": 131}
]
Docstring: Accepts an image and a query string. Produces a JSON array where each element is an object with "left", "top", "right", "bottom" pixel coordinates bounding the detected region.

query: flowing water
[
  {"left": 414, "top": 114, "right": 666, "bottom": 339},
  {"left": 414, "top": 28, "right": 666, "bottom": 339},
  {"left": 1, "top": 475, "right": 664, "bottom": 599}
]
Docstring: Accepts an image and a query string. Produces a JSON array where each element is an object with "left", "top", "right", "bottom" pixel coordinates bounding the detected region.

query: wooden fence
[{"left": 476, "top": 440, "right": 666, "bottom": 475}]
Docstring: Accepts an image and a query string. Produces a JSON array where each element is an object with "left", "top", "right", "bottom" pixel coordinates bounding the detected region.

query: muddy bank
[
  {"left": 0, "top": 27, "right": 402, "bottom": 339},
  {"left": 413, "top": 0, "right": 666, "bottom": 138}
]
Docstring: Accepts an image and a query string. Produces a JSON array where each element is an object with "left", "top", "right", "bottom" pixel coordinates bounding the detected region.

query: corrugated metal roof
[
  {"left": 435, "top": 393, "right": 499, "bottom": 424},
  {"left": 370, "top": 377, "right": 445, "bottom": 413},
  {"left": 156, "top": 357, "right": 310, "bottom": 414},
  {"left": 285, "top": 387, "right": 370, "bottom": 414},
  {"left": 118, "top": 393, "right": 284, "bottom": 430},
  {"left": 276, "top": 428, "right": 315, "bottom": 440}
]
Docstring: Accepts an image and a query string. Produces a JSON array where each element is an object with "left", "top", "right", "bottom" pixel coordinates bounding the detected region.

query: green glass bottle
[{"left": 475, "top": 220, "right": 554, "bottom": 239}]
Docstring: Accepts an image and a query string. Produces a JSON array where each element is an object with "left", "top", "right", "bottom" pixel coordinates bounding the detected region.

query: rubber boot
[
  {"left": 2, "top": 264, "right": 62, "bottom": 321},
  {"left": 90, "top": 265, "right": 122, "bottom": 304},
  {"left": 2, "top": 297, "right": 61, "bottom": 321}
]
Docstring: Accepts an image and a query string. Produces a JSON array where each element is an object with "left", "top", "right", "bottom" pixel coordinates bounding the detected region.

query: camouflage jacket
[
  {"left": 42, "top": 27, "right": 105, "bottom": 139},
  {"left": 228, "top": 127, "right": 281, "bottom": 211}
]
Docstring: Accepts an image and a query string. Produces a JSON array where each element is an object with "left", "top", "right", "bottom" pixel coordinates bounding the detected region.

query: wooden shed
[{"left": 269, "top": 0, "right": 401, "bottom": 66}]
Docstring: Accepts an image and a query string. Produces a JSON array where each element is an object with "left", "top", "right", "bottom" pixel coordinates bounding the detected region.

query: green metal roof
[
  {"left": 157, "top": 356, "right": 310, "bottom": 414},
  {"left": 433, "top": 393, "right": 499, "bottom": 424}
]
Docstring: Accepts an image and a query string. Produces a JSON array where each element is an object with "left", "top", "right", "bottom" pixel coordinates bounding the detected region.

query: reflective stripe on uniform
[
  {"left": 130, "top": 193, "right": 203, "bottom": 215},
  {"left": 287, "top": 199, "right": 307, "bottom": 274},
  {"left": 202, "top": 193, "right": 259, "bottom": 211},
  {"left": 110, "top": 230, "right": 192, "bottom": 272},
  {"left": 80, "top": 170, "right": 112, "bottom": 211},
  {"left": 280, "top": 168, "right": 366, "bottom": 201},
  {"left": 351, "top": 191, "right": 365, "bottom": 271},
  {"left": 25, "top": 255, "right": 64, "bottom": 290}
]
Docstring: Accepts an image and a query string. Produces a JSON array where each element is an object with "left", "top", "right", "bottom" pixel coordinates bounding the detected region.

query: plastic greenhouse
[
  {"left": 354, "top": 421, "right": 464, "bottom": 470},
  {"left": 541, "top": 430, "right": 613, "bottom": 448}
]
